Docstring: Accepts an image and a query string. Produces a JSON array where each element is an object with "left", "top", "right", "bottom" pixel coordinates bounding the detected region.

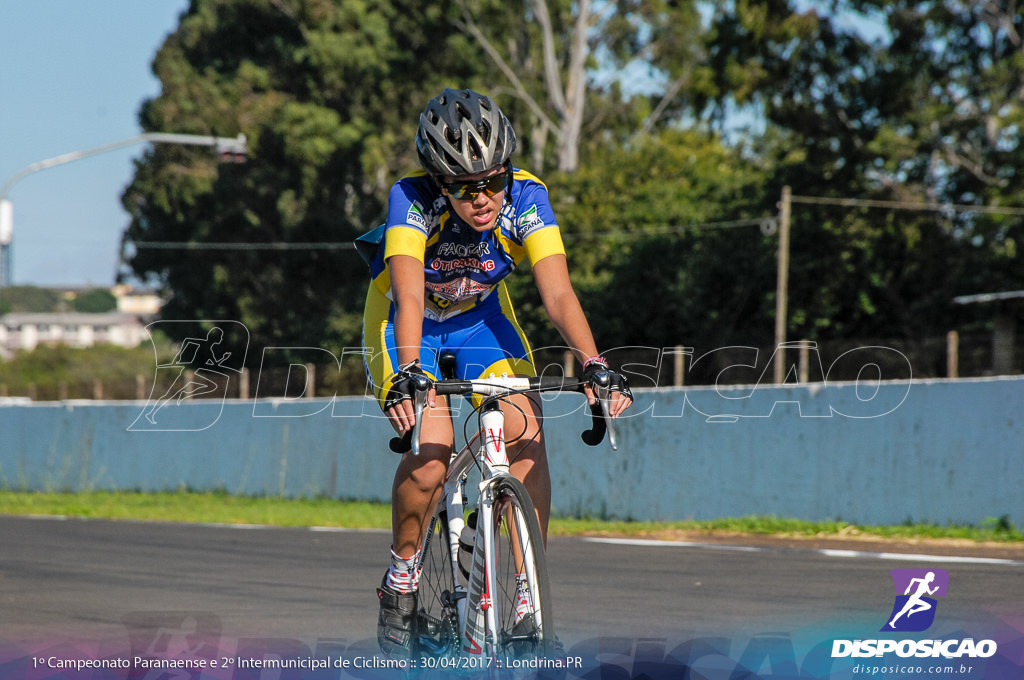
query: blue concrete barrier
[{"left": 0, "top": 377, "right": 1020, "bottom": 526}]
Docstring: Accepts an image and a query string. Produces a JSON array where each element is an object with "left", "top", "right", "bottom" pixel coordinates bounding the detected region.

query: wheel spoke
[
  {"left": 488, "top": 478, "right": 554, "bottom": 659},
  {"left": 415, "top": 511, "right": 460, "bottom": 657}
]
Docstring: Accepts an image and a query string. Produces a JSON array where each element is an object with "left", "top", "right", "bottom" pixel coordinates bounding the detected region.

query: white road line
[
  {"left": 584, "top": 537, "right": 764, "bottom": 553},
  {"left": 8, "top": 515, "right": 1022, "bottom": 565},
  {"left": 583, "top": 537, "right": 1024, "bottom": 566}
]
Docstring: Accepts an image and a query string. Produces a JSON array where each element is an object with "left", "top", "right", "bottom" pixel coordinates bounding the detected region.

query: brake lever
[
  {"left": 410, "top": 380, "right": 428, "bottom": 456},
  {"left": 599, "top": 389, "right": 618, "bottom": 451},
  {"left": 580, "top": 373, "right": 618, "bottom": 450},
  {"left": 387, "top": 374, "right": 431, "bottom": 455}
]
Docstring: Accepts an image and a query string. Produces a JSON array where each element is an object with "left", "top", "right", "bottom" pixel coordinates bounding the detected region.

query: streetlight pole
[{"left": 0, "top": 132, "right": 246, "bottom": 288}]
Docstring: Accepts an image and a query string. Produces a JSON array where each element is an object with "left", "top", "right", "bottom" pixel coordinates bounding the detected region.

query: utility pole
[{"left": 774, "top": 186, "right": 792, "bottom": 383}]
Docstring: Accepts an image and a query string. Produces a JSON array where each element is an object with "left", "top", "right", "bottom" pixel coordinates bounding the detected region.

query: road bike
[{"left": 389, "top": 351, "right": 618, "bottom": 665}]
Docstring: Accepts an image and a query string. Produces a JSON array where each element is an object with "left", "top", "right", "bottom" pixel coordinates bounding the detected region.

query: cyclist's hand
[
  {"left": 384, "top": 361, "right": 435, "bottom": 433},
  {"left": 582, "top": 357, "right": 633, "bottom": 418}
]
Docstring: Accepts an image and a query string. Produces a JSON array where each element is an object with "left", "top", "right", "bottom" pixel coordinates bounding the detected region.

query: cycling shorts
[{"left": 362, "top": 281, "right": 537, "bottom": 410}]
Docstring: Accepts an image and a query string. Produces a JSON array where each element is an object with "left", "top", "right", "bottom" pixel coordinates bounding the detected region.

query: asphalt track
[{"left": 1, "top": 515, "right": 1022, "bottom": 676}]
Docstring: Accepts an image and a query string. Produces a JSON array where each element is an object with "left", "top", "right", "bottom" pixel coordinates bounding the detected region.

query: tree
[
  {"left": 0, "top": 286, "right": 62, "bottom": 313},
  {"left": 120, "top": 0, "right": 1022, "bottom": 381},
  {"left": 503, "top": 127, "right": 774, "bottom": 357},
  {"left": 452, "top": 0, "right": 708, "bottom": 172},
  {"left": 70, "top": 288, "right": 117, "bottom": 313},
  {"left": 120, "top": 0, "right": 725, "bottom": 364},
  {"left": 703, "top": 0, "right": 1024, "bottom": 350},
  {"left": 120, "top": 0, "right": 489, "bottom": 363}
]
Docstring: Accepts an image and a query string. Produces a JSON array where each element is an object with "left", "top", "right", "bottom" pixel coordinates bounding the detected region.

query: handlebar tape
[
  {"left": 581, "top": 400, "right": 607, "bottom": 446},
  {"left": 388, "top": 376, "right": 607, "bottom": 453},
  {"left": 389, "top": 430, "right": 413, "bottom": 454}
]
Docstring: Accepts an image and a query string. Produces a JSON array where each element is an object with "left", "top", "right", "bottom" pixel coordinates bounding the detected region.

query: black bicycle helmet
[{"left": 416, "top": 88, "right": 517, "bottom": 177}]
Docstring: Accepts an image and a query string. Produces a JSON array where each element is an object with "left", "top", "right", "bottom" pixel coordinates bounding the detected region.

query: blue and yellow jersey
[{"left": 367, "top": 168, "right": 566, "bottom": 321}]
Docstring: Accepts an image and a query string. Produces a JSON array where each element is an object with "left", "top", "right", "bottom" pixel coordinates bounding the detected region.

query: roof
[{"left": 0, "top": 312, "right": 143, "bottom": 325}]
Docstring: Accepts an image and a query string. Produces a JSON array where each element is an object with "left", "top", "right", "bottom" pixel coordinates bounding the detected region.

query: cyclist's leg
[
  {"left": 364, "top": 286, "right": 456, "bottom": 655},
  {"left": 364, "top": 285, "right": 455, "bottom": 558},
  {"left": 390, "top": 403, "right": 455, "bottom": 558}
]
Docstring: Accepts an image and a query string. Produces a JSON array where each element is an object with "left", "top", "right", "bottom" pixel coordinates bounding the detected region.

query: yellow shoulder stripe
[
  {"left": 513, "top": 169, "right": 547, "bottom": 189},
  {"left": 383, "top": 226, "right": 427, "bottom": 263},
  {"left": 523, "top": 227, "right": 565, "bottom": 266}
]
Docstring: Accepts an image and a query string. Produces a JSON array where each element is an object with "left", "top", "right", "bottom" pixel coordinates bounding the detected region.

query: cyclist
[{"left": 361, "top": 87, "right": 633, "bottom": 656}]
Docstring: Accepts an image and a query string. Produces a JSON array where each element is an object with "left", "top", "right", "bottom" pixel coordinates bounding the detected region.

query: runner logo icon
[
  {"left": 833, "top": 567, "right": 997, "bottom": 659},
  {"left": 881, "top": 568, "right": 949, "bottom": 632}
]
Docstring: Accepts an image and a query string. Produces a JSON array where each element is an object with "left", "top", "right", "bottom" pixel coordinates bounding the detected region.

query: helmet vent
[{"left": 467, "top": 137, "right": 483, "bottom": 162}]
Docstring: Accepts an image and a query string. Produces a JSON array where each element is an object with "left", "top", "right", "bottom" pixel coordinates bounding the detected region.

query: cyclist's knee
[
  {"left": 399, "top": 444, "right": 449, "bottom": 491},
  {"left": 510, "top": 436, "right": 548, "bottom": 466}
]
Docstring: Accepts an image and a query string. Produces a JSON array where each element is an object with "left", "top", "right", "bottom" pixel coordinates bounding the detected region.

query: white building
[
  {"left": 112, "top": 284, "right": 163, "bottom": 315},
  {"left": 0, "top": 312, "right": 147, "bottom": 358}
]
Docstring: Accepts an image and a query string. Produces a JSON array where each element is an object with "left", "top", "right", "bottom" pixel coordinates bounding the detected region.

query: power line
[
  {"left": 132, "top": 241, "right": 356, "bottom": 250},
  {"left": 130, "top": 215, "right": 779, "bottom": 251},
  {"left": 561, "top": 215, "right": 777, "bottom": 241},
  {"left": 790, "top": 194, "right": 1024, "bottom": 216},
  {"left": 113, "top": 194, "right": 1024, "bottom": 254}
]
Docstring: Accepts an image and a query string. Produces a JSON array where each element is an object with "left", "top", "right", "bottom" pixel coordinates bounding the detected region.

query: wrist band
[{"left": 583, "top": 355, "right": 608, "bottom": 369}]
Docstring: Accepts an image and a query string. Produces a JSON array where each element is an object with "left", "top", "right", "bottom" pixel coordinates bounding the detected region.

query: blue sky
[{"left": 0, "top": 0, "right": 189, "bottom": 287}]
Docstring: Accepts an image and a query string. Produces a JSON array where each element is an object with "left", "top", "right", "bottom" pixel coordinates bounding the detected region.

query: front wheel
[
  {"left": 415, "top": 508, "right": 460, "bottom": 658},
  {"left": 488, "top": 476, "right": 556, "bottom": 659}
]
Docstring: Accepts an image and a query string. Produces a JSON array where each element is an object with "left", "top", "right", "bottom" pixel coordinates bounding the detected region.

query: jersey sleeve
[
  {"left": 367, "top": 176, "right": 432, "bottom": 294},
  {"left": 510, "top": 171, "right": 564, "bottom": 266},
  {"left": 385, "top": 175, "right": 431, "bottom": 234},
  {"left": 523, "top": 227, "right": 566, "bottom": 266},
  {"left": 383, "top": 226, "right": 428, "bottom": 263},
  {"left": 382, "top": 175, "right": 432, "bottom": 263}
]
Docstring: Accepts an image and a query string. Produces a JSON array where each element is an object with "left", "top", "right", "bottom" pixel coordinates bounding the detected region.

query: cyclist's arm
[
  {"left": 532, "top": 253, "right": 632, "bottom": 418},
  {"left": 521, "top": 224, "right": 598, "bottom": 366},
  {"left": 389, "top": 254, "right": 426, "bottom": 366},
  {"left": 387, "top": 253, "right": 434, "bottom": 431},
  {"left": 532, "top": 253, "right": 599, "bottom": 366}
]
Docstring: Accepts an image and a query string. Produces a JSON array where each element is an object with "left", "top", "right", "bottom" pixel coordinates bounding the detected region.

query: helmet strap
[{"left": 503, "top": 160, "right": 514, "bottom": 207}]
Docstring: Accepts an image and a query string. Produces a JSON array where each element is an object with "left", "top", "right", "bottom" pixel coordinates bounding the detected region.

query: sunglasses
[{"left": 442, "top": 169, "right": 510, "bottom": 200}]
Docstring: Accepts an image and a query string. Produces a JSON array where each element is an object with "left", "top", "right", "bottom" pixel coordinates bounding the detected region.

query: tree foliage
[
  {"left": 0, "top": 286, "right": 116, "bottom": 314},
  {"left": 0, "top": 286, "right": 63, "bottom": 314},
  {"left": 70, "top": 289, "right": 117, "bottom": 313},
  {"left": 704, "top": 0, "right": 1024, "bottom": 347},
  {"left": 120, "top": 0, "right": 1024, "bottom": 378},
  {"left": 121, "top": 0, "right": 487, "bottom": 363},
  {"left": 0, "top": 344, "right": 166, "bottom": 399},
  {"left": 451, "top": 0, "right": 706, "bottom": 172}
]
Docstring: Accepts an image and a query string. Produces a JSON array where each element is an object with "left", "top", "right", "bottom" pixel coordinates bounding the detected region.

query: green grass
[
  {"left": 549, "top": 514, "right": 1024, "bottom": 543},
  {"left": 0, "top": 490, "right": 1021, "bottom": 544},
  {"left": 0, "top": 490, "right": 391, "bottom": 528}
]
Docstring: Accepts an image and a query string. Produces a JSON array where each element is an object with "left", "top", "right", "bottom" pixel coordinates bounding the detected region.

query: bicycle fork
[{"left": 462, "top": 402, "right": 507, "bottom": 658}]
